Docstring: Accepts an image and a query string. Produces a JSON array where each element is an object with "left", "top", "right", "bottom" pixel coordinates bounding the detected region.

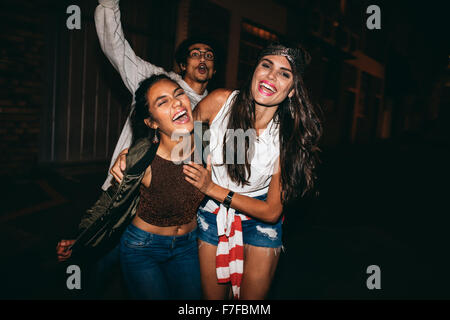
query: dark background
[{"left": 0, "top": 0, "right": 449, "bottom": 299}]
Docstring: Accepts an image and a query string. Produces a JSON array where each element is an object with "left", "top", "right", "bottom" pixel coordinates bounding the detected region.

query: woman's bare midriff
[{"left": 131, "top": 215, "right": 197, "bottom": 236}]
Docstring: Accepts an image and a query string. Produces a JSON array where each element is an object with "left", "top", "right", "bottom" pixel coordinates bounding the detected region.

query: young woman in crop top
[
  {"left": 183, "top": 43, "right": 322, "bottom": 299},
  {"left": 56, "top": 74, "right": 204, "bottom": 299},
  {"left": 119, "top": 74, "right": 204, "bottom": 299}
]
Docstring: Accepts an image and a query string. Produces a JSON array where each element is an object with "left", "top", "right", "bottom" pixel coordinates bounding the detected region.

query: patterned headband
[{"left": 258, "top": 43, "right": 311, "bottom": 75}]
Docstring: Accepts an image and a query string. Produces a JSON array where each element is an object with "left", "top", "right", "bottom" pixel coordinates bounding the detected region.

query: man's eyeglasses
[{"left": 188, "top": 49, "right": 215, "bottom": 61}]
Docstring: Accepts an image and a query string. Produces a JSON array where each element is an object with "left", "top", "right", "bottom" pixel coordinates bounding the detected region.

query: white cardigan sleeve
[{"left": 94, "top": 0, "right": 170, "bottom": 94}]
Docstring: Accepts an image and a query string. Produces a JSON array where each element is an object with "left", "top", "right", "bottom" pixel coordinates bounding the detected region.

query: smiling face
[
  {"left": 144, "top": 79, "right": 194, "bottom": 137},
  {"left": 181, "top": 43, "right": 216, "bottom": 84},
  {"left": 250, "top": 55, "right": 295, "bottom": 108}
]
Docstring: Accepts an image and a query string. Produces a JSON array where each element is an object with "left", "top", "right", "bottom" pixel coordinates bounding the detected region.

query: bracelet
[{"left": 222, "top": 191, "right": 234, "bottom": 209}]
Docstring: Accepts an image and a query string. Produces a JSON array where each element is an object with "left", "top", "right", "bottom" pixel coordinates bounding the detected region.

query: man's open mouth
[{"left": 198, "top": 64, "right": 207, "bottom": 74}]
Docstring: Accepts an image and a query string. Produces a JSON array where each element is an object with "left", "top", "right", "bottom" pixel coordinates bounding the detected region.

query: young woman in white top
[{"left": 183, "top": 42, "right": 322, "bottom": 299}]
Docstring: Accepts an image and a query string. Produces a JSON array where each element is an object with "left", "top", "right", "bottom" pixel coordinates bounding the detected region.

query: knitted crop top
[{"left": 136, "top": 154, "right": 205, "bottom": 227}]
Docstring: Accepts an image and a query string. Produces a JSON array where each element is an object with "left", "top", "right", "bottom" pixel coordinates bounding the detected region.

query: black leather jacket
[{"left": 73, "top": 137, "right": 158, "bottom": 258}]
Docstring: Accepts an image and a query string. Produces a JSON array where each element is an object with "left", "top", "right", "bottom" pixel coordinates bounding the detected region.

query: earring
[{"left": 152, "top": 129, "right": 159, "bottom": 144}]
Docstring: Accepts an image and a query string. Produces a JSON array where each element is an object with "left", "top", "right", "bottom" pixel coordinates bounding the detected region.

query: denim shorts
[{"left": 197, "top": 194, "right": 283, "bottom": 248}]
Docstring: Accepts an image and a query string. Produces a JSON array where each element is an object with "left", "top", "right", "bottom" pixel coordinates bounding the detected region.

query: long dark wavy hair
[
  {"left": 131, "top": 74, "right": 176, "bottom": 145},
  {"left": 222, "top": 43, "right": 322, "bottom": 204}
]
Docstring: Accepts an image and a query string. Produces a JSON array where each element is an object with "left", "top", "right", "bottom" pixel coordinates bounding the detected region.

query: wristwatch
[{"left": 222, "top": 191, "right": 235, "bottom": 209}]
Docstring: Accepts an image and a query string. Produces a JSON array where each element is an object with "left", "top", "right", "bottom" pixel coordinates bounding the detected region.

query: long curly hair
[{"left": 222, "top": 42, "right": 322, "bottom": 203}]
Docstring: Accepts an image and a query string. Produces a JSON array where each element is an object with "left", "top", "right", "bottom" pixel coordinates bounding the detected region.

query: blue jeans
[{"left": 119, "top": 223, "right": 201, "bottom": 300}]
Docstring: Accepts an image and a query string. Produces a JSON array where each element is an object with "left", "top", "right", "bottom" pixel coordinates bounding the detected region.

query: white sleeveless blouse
[{"left": 202, "top": 90, "right": 280, "bottom": 212}]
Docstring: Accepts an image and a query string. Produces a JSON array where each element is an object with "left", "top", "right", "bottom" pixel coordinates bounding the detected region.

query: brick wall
[{"left": 0, "top": 1, "right": 46, "bottom": 175}]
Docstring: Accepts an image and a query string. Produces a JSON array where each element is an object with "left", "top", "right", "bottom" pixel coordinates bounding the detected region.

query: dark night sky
[{"left": 384, "top": 1, "right": 449, "bottom": 95}]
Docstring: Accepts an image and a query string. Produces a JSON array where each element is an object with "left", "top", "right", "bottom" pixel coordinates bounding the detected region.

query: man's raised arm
[{"left": 94, "top": 0, "right": 170, "bottom": 94}]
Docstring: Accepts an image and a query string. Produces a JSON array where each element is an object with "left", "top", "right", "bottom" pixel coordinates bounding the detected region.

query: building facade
[{"left": 3, "top": 0, "right": 445, "bottom": 175}]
